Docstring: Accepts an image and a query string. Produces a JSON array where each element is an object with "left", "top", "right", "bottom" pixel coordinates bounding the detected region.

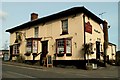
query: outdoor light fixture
[{"left": 108, "top": 25, "right": 110, "bottom": 29}]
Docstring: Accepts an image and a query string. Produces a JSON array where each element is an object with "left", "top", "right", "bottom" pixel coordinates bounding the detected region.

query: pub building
[{"left": 6, "top": 6, "right": 116, "bottom": 68}]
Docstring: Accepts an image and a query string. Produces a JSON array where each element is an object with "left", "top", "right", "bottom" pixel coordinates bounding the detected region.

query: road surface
[{"left": 2, "top": 62, "right": 119, "bottom": 79}]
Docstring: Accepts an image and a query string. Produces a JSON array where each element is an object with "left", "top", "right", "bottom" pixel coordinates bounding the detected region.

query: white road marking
[{"left": 6, "top": 71, "right": 36, "bottom": 78}]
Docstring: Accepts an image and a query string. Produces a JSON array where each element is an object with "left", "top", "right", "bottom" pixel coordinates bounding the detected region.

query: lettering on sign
[
  {"left": 85, "top": 22, "right": 92, "bottom": 34},
  {"left": 94, "top": 29, "right": 100, "bottom": 34}
]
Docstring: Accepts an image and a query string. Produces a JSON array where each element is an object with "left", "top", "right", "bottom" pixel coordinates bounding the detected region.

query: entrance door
[
  {"left": 96, "top": 41, "right": 100, "bottom": 59},
  {"left": 9, "top": 46, "right": 13, "bottom": 60},
  {"left": 40, "top": 41, "right": 48, "bottom": 66}
]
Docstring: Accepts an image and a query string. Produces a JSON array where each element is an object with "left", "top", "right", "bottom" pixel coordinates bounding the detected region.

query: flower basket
[
  {"left": 91, "top": 52, "right": 94, "bottom": 54},
  {"left": 112, "top": 53, "right": 114, "bottom": 55},
  {"left": 24, "top": 52, "right": 31, "bottom": 56},
  {"left": 32, "top": 53, "right": 38, "bottom": 57},
  {"left": 66, "top": 53, "right": 72, "bottom": 56},
  {"left": 100, "top": 52, "right": 104, "bottom": 56},
  {"left": 57, "top": 53, "right": 64, "bottom": 57}
]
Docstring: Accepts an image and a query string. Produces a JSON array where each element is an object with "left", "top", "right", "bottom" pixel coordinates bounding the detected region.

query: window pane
[
  {"left": 66, "top": 39, "right": 71, "bottom": 53},
  {"left": 13, "top": 45, "right": 19, "bottom": 54},
  {"left": 62, "top": 19, "right": 68, "bottom": 33},
  {"left": 57, "top": 47, "right": 64, "bottom": 54},
  {"left": 26, "top": 40, "right": 32, "bottom": 53},
  {"left": 34, "top": 27, "right": 39, "bottom": 38},
  {"left": 57, "top": 39, "right": 64, "bottom": 54}
]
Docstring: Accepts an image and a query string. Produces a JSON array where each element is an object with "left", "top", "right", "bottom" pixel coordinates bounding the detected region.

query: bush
[{"left": 16, "top": 55, "right": 25, "bottom": 63}]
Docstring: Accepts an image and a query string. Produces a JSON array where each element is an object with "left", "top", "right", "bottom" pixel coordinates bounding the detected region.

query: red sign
[{"left": 85, "top": 22, "right": 92, "bottom": 34}]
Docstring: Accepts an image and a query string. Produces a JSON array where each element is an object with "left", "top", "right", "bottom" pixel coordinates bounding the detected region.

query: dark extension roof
[{"left": 6, "top": 6, "right": 103, "bottom": 33}]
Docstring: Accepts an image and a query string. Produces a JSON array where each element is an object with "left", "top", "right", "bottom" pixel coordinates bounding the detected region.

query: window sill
[
  {"left": 60, "top": 33, "right": 68, "bottom": 36},
  {"left": 12, "top": 54, "right": 20, "bottom": 57}
]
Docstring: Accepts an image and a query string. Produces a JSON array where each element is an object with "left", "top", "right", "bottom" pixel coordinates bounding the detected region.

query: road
[{"left": 2, "top": 62, "right": 119, "bottom": 79}]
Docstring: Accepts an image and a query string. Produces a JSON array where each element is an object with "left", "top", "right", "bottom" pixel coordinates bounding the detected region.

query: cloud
[{"left": 0, "top": 11, "right": 7, "bottom": 20}]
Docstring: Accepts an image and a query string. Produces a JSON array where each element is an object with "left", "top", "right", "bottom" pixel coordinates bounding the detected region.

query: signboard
[
  {"left": 85, "top": 22, "right": 92, "bottom": 34},
  {"left": 47, "top": 55, "right": 53, "bottom": 67}
]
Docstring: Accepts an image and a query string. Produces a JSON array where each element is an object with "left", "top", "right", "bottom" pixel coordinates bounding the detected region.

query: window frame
[
  {"left": 56, "top": 38, "right": 72, "bottom": 55},
  {"left": 13, "top": 44, "right": 19, "bottom": 55},
  {"left": 34, "top": 26, "right": 39, "bottom": 38},
  {"left": 61, "top": 19, "right": 68, "bottom": 35},
  {"left": 26, "top": 39, "right": 40, "bottom": 54}
]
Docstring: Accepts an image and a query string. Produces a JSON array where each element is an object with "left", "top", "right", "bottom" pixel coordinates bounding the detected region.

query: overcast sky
[{"left": 1, "top": 2, "right": 119, "bottom": 50}]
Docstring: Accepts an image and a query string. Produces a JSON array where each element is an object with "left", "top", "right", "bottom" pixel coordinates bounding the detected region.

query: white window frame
[
  {"left": 61, "top": 19, "right": 68, "bottom": 34},
  {"left": 56, "top": 38, "right": 72, "bottom": 54},
  {"left": 13, "top": 44, "right": 19, "bottom": 55}
]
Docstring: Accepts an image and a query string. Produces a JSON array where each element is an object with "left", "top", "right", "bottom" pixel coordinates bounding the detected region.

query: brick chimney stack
[{"left": 31, "top": 13, "right": 38, "bottom": 21}]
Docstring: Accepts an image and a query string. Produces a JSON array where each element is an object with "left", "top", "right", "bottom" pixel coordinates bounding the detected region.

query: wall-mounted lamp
[{"left": 108, "top": 25, "right": 110, "bottom": 29}]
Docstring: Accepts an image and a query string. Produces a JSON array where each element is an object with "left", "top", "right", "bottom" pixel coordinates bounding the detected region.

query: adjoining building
[
  {"left": 107, "top": 43, "right": 116, "bottom": 64},
  {"left": 116, "top": 51, "right": 120, "bottom": 66},
  {"left": 0, "top": 50, "right": 9, "bottom": 61},
  {"left": 6, "top": 6, "right": 116, "bottom": 67}
]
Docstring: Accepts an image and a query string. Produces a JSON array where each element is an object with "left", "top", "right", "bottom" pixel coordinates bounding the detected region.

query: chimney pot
[{"left": 31, "top": 13, "right": 38, "bottom": 21}]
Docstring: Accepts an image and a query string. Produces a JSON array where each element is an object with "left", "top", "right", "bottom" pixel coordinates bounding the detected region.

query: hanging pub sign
[
  {"left": 15, "top": 32, "right": 22, "bottom": 43},
  {"left": 85, "top": 22, "right": 92, "bottom": 34}
]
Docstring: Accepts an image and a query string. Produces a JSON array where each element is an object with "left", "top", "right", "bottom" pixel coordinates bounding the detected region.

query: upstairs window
[
  {"left": 61, "top": 19, "right": 68, "bottom": 35},
  {"left": 34, "top": 27, "right": 39, "bottom": 38}
]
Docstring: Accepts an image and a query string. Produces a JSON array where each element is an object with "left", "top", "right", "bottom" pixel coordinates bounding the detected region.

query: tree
[
  {"left": 82, "top": 43, "right": 93, "bottom": 68},
  {"left": 2, "top": 40, "right": 9, "bottom": 50}
]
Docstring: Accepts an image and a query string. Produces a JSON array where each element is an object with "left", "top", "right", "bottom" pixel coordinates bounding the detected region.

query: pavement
[{"left": 2, "top": 61, "right": 118, "bottom": 70}]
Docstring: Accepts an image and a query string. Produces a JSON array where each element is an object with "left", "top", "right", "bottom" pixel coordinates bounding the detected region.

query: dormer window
[{"left": 61, "top": 19, "right": 68, "bottom": 35}]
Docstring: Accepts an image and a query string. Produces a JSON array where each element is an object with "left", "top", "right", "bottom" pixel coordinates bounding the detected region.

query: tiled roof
[{"left": 6, "top": 6, "right": 103, "bottom": 33}]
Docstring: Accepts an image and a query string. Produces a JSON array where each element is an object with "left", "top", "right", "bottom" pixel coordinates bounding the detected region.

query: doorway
[
  {"left": 96, "top": 41, "right": 100, "bottom": 60},
  {"left": 9, "top": 46, "right": 13, "bottom": 60},
  {"left": 40, "top": 41, "right": 48, "bottom": 66}
]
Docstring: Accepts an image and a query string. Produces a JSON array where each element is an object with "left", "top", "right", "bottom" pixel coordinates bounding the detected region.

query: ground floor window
[
  {"left": 56, "top": 38, "right": 72, "bottom": 56},
  {"left": 26, "top": 40, "right": 32, "bottom": 53},
  {"left": 25, "top": 38, "right": 41, "bottom": 55},
  {"left": 26, "top": 39, "right": 38, "bottom": 53},
  {"left": 13, "top": 44, "right": 19, "bottom": 55}
]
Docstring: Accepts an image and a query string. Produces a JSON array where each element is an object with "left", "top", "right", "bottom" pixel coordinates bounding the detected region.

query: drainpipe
[
  {"left": 83, "top": 14, "right": 86, "bottom": 61},
  {"left": 103, "top": 20, "right": 108, "bottom": 67}
]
